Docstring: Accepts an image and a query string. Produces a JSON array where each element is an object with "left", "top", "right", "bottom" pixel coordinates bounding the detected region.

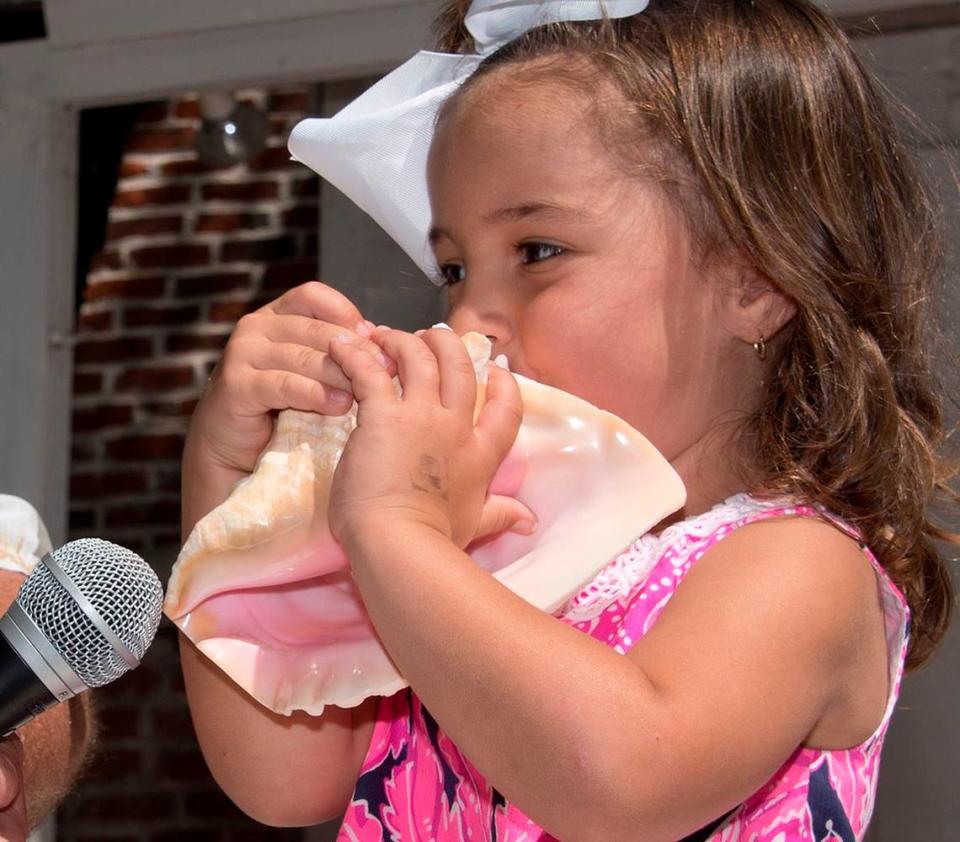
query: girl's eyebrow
[
  {"left": 429, "top": 201, "right": 597, "bottom": 245},
  {"left": 483, "top": 201, "right": 596, "bottom": 225}
]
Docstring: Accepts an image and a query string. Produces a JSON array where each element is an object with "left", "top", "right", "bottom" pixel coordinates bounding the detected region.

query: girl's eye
[
  {"left": 438, "top": 263, "right": 466, "bottom": 286},
  {"left": 520, "top": 242, "right": 565, "bottom": 264}
]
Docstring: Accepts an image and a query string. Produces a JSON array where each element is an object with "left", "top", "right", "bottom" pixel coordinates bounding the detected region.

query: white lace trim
[{"left": 557, "top": 493, "right": 794, "bottom": 623}]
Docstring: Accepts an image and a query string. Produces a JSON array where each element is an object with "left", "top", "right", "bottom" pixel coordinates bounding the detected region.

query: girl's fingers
[
  {"left": 267, "top": 281, "right": 364, "bottom": 327},
  {"left": 252, "top": 341, "right": 353, "bottom": 393},
  {"left": 257, "top": 314, "right": 396, "bottom": 378},
  {"left": 474, "top": 494, "right": 538, "bottom": 542},
  {"left": 475, "top": 363, "right": 523, "bottom": 465},
  {"left": 327, "top": 337, "right": 396, "bottom": 405},
  {"left": 249, "top": 369, "right": 354, "bottom": 416},
  {"left": 417, "top": 328, "right": 478, "bottom": 416},
  {"left": 371, "top": 329, "right": 441, "bottom": 402}
]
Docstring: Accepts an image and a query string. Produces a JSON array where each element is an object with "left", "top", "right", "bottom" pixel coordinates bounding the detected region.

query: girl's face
[{"left": 427, "top": 74, "right": 762, "bottom": 487}]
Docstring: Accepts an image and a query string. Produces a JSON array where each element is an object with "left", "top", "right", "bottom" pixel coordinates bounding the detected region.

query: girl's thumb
[{"left": 475, "top": 494, "right": 537, "bottom": 542}]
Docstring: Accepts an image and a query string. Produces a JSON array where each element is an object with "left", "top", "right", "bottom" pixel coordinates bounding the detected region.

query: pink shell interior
[{"left": 164, "top": 335, "right": 685, "bottom": 715}]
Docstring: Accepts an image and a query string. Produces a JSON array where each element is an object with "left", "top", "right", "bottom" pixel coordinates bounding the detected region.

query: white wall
[
  {"left": 319, "top": 79, "right": 444, "bottom": 330},
  {"left": 854, "top": 26, "right": 960, "bottom": 841}
]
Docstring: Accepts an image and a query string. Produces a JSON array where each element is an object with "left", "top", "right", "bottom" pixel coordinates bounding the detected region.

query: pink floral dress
[{"left": 337, "top": 494, "right": 910, "bottom": 841}]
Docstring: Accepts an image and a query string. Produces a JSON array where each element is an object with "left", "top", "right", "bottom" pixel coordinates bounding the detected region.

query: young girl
[{"left": 179, "top": 0, "right": 956, "bottom": 839}]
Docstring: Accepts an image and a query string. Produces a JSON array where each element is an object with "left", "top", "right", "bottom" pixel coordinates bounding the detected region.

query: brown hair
[{"left": 433, "top": 0, "right": 957, "bottom": 670}]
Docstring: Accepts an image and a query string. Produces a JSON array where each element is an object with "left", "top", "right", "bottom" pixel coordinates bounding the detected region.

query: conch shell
[{"left": 165, "top": 333, "right": 685, "bottom": 715}]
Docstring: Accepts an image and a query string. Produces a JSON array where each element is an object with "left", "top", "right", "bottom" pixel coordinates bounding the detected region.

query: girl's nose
[{"left": 446, "top": 298, "right": 513, "bottom": 354}]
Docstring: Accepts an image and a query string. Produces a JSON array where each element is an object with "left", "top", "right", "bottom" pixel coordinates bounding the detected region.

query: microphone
[{"left": 0, "top": 538, "right": 163, "bottom": 735}]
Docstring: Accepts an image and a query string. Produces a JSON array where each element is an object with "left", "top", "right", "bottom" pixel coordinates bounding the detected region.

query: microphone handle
[{"left": 0, "top": 632, "right": 58, "bottom": 735}]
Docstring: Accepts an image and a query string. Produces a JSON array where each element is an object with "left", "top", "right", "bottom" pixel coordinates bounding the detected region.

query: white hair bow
[{"left": 288, "top": 0, "right": 648, "bottom": 283}]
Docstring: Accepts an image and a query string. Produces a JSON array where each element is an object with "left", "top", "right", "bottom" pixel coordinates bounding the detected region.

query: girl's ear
[{"left": 724, "top": 265, "right": 796, "bottom": 345}]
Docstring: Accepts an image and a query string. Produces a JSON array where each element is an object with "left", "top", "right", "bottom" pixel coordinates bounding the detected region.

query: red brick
[
  {"left": 150, "top": 831, "right": 224, "bottom": 842},
  {"left": 291, "top": 176, "right": 319, "bottom": 197},
  {"left": 221, "top": 235, "right": 296, "bottom": 263},
  {"left": 156, "top": 470, "right": 180, "bottom": 493},
  {"left": 173, "top": 98, "right": 201, "bottom": 119},
  {"left": 130, "top": 243, "right": 211, "bottom": 269},
  {"left": 137, "top": 101, "right": 169, "bottom": 123},
  {"left": 76, "top": 792, "right": 176, "bottom": 821},
  {"left": 77, "top": 309, "right": 112, "bottom": 331},
  {"left": 115, "top": 184, "right": 192, "bottom": 207},
  {"left": 69, "top": 509, "right": 96, "bottom": 531},
  {"left": 268, "top": 90, "right": 309, "bottom": 112},
  {"left": 155, "top": 749, "right": 211, "bottom": 782},
  {"left": 282, "top": 203, "right": 318, "bottom": 228},
  {"left": 184, "top": 787, "right": 246, "bottom": 820},
  {"left": 99, "top": 707, "right": 141, "bottom": 742},
  {"left": 74, "top": 337, "right": 153, "bottom": 364},
  {"left": 171, "top": 667, "right": 187, "bottom": 693},
  {"left": 126, "top": 127, "right": 196, "bottom": 153},
  {"left": 151, "top": 707, "right": 196, "bottom": 740},
  {"left": 194, "top": 211, "right": 271, "bottom": 233},
  {"left": 116, "top": 659, "right": 166, "bottom": 694},
  {"left": 86, "top": 749, "right": 142, "bottom": 782},
  {"left": 114, "top": 366, "right": 195, "bottom": 392},
  {"left": 174, "top": 272, "right": 251, "bottom": 297},
  {"left": 201, "top": 181, "right": 278, "bottom": 201},
  {"left": 166, "top": 333, "right": 229, "bottom": 353},
  {"left": 107, "top": 215, "right": 183, "bottom": 240},
  {"left": 262, "top": 258, "right": 318, "bottom": 291},
  {"left": 105, "top": 500, "right": 180, "bottom": 529},
  {"left": 72, "top": 404, "right": 134, "bottom": 432},
  {"left": 89, "top": 250, "right": 122, "bottom": 271},
  {"left": 106, "top": 434, "right": 184, "bottom": 460},
  {"left": 248, "top": 145, "right": 299, "bottom": 172},
  {"left": 234, "top": 829, "right": 306, "bottom": 842},
  {"left": 119, "top": 160, "right": 151, "bottom": 178},
  {"left": 77, "top": 836, "right": 139, "bottom": 842},
  {"left": 152, "top": 530, "right": 182, "bottom": 551},
  {"left": 84, "top": 275, "right": 166, "bottom": 301},
  {"left": 70, "top": 471, "right": 148, "bottom": 498},
  {"left": 73, "top": 372, "right": 103, "bottom": 394},
  {"left": 142, "top": 397, "right": 200, "bottom": 417},
  {"left": 123, "top": 304, "right": 201, "bottom": 328},
  {"left": 208, "top": 300, "right": 251, "bottom": 322},
  {"left": 161, "top": 157, "right": 212, "bottom": 177},
  {"left": 71, "top": 440, "right": 97, "bottom": 462}
]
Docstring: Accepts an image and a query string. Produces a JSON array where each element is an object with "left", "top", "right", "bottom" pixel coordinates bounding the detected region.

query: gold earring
[{"left": 752, "top": 335, "right": 767, "bottom": 361}]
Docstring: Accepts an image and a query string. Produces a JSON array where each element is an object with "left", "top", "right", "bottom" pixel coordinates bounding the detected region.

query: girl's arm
[
  {"left": 178, "top": 435, "right": 377, "bottom": 826},
  {"left": 177, "top": 282, "right": 390, "bottom": 825},
  {"left": 328, "top": 328, "right": 887, "bottom": 842}
]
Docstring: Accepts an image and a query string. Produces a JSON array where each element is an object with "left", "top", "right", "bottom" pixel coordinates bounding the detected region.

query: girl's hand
[
  {"left": 327, "top": 327, "right": 531, "bottom": 550},
  {"left": 190, "top": 282, "right": 393, "bottom": 477}
]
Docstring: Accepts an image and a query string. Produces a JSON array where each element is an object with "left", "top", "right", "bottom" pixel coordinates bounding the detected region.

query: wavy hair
[{"left": 433, "top": 0, "right": 957, "bottom": 669}]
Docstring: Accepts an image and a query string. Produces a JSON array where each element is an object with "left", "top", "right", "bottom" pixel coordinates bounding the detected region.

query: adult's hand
[{"left": 0, "top": 736, "right": 28, "bottom": 842}]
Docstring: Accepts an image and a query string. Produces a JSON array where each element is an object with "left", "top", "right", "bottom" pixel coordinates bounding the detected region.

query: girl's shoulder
[
  {"left": 564, "top": 493, "right": 907, "bottom": 747},
  {"left": 562, "top": 493, "right": 906, "bottom": 630},
  {"left": 652, "top": 492, "right": 909, "bottom": 647}
]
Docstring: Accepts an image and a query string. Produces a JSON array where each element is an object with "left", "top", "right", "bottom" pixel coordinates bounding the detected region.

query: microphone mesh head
[{"left": 15, "top": 538, "right": 164, "bottom": 688}]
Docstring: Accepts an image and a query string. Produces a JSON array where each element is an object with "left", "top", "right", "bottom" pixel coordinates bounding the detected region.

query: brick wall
[{"left": 61, "top": 88, "right": 334, "bottom": 840}]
